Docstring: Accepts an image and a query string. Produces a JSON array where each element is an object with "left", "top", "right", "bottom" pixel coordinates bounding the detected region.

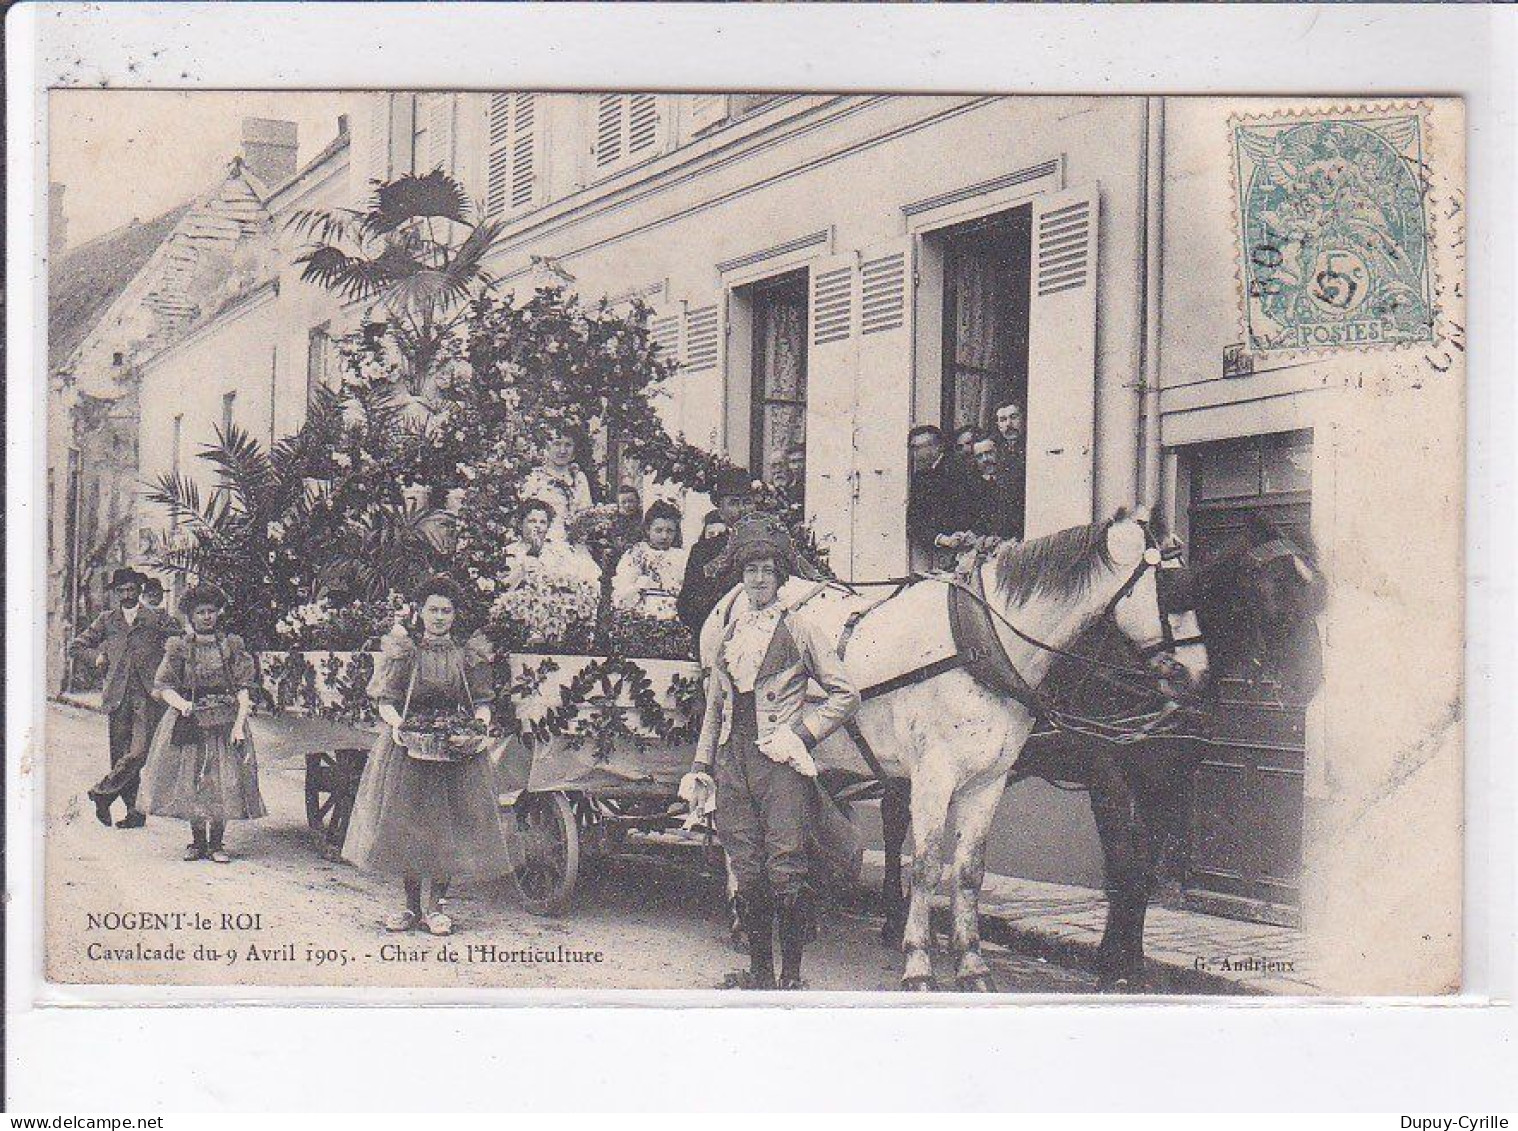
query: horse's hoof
[
  {"left": 955, "top": 972, "right": 998, "bottom": 993},
  {"left": 900, "top": 974, "right": 937, "bottom": 992}
]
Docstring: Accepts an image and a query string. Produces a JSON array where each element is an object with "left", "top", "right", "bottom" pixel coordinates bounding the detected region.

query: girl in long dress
[
  {"left": 611, "top": 500, "right": 688, "bottom": 618},
  {"left": 140, "top": 584, "right": 266, "bottom": 862},
  {"left": 343, "top": 575, "right": 509, "bottom": 936}
]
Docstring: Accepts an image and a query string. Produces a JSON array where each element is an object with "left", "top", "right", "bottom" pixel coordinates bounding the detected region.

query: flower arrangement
[
  {"left": 486, "top": 570, "right": 600, "bottom": 655},
  {"left": 566, "top": 504, "right": 633, "bottom": 569},
  {"left": 605, "top": 609, "right": 695, "bottom": 662},
  {"left": 398, "top": 705, "right": 489, "bottom": 762},
  {"left": 274, "top": 593, "right": 412, "bottom": 652}
]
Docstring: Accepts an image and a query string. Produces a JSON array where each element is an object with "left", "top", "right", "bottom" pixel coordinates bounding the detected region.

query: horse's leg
[
  {"left": 901, "top": 768, "right": 955, "bottom": 991},
  {"left": 946, "top": 772, "right": 1006, "bottom": 992},
  {"left": 1089, "top": 749, "right": 1145, "bottom": 992},
  {"left": 879, "top": 778, "right": 910, "bottom": 946}
]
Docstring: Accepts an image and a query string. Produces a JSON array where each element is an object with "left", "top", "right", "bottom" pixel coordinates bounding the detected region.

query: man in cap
[
  {"left": 682, "top": 516, "right": 860, "bottom": 989},
  {"left": 676, "top": 466, "right": 757, "bottom": 636},
  {"left": 70, "top": 568, "right": 180, "bottom": 828}
]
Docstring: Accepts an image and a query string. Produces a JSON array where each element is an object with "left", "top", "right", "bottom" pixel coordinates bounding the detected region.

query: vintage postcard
[{"left": 39, "top": 90, "right": 1464, "bottom": 997}]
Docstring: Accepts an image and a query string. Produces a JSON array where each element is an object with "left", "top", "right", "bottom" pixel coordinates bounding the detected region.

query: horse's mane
[{"left": 991, "top": 518, "right": 1117, "bottom": 606}]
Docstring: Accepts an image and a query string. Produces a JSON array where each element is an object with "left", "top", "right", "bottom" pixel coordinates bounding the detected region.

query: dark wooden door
[{"left": 1182, "top": 431, "right": 1313, "bottom": 926}]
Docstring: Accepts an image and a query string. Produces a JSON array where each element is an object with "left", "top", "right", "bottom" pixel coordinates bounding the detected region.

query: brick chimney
[{"left": 240, "top": 118, "right": 299, "bottom": 187}]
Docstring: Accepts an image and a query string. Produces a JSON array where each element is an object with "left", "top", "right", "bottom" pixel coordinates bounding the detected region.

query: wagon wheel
[
  {"left": 304, "top": 749, "right": 368, "bottom": 858},
  {"left": 305, "top": 752, "right": 336, "bottom": 832},
  {"left": 504, "top": 791, "right": 581, "bottom": 916}
]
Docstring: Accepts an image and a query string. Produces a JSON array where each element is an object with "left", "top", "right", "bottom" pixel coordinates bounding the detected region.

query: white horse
[{"left": 701, "top": 511, "right": 1209, "bottom": 990}]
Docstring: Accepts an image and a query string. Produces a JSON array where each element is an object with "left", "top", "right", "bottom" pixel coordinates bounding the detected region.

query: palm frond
[
  {"left": 366, "top": 171, "right": 471, "bottom": 233},
  {"left": 199, "top": 424, "right": 277, "bottom": 514},
  {"left": 284, "top": 207, "right": 369, "bottom": 246},
  {"left": 294, "top": 246, "right": 396, "bottom": 303}
]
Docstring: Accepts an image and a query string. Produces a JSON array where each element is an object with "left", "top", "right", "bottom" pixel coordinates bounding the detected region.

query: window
[
  {"left": 410, "top": 93, "right": 452, "bottom": 175},
  {"left": 222, "top": 392, "right": 237, "bottom": 435},
  {"left": 748, "top": 270, "right": 809, "bottom": 511},
  {"left": 593, "top": 94, "right": 661, "bottom": 172},
  {"left": 939, "top": 207, "right": 1033, "bottom": 437},
  {"left": 485, "top": 93, "right": 538, "bottom": 216},
  {"left": 307, "top": 323, "right": 335, "bottom": 403}
]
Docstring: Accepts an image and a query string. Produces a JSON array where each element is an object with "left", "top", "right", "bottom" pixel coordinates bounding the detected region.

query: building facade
[{"left": 85, "top": 94, "right": 1462, "bottom": 956}]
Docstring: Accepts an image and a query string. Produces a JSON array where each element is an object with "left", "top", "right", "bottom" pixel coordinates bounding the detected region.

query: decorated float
[{"left": 151, "top": 182, "right": 809, "bottom": 914}]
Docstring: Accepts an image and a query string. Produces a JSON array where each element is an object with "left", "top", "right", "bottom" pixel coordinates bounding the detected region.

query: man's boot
[
  {"left": 777, "top": 894, "right": 809, "bottom": 990},
  {"left": 724, "top": 894, "right": 775, "bottom": 989}
]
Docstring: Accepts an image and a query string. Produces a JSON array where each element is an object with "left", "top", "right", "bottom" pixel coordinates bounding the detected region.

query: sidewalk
[{"left": 862, "top": 850, "right": 1315, "bottom": 996}]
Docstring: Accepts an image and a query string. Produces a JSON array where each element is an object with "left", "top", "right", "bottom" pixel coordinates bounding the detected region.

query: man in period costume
[
  {"left": 676, "top": 466, "right": 757, "bottom": 636},
  {"left": 70, "top": 568, "right": 180, "bottom": 828},
  {"left": 681, "top": 518, "right": 861, "bottom": 989}
]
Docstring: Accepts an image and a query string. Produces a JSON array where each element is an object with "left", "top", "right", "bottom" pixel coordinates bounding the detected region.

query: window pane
[
  {"left": 1194, "top": 440, "right": 1261, "bottom": 501},
  {"left": 1262, "top": 434, "right": 1313, "bottom": 495}
]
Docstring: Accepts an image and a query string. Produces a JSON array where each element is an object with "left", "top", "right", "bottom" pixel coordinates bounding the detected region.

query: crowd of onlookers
[{"left": 908, "top": 399, "right": 1027, "bottom": 569}]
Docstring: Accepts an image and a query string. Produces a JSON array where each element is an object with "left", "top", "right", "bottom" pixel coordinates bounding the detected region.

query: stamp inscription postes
[{"left": 1232, "top": 107, "right": 1435, "bottom": 355}]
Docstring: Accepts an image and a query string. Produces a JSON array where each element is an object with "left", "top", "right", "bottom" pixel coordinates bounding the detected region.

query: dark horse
[{"left": 875, "top": 514, "right": 1326, "bottom": 990}]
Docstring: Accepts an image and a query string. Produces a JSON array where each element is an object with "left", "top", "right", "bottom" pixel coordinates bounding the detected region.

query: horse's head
[{"left": 1103, "top": 509, "right": 1211, "bottom": 700}]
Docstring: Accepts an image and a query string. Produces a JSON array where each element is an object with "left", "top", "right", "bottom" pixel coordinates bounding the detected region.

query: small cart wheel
[{"left": 504, "top": 791, "right": 581, "bottom": 916}]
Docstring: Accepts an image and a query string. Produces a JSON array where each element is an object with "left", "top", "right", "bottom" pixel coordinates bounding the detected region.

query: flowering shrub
[
  {"left": 274, "top": 593, "right": 412, "bottom": 651},
  {"left": 486, "top": 571, "right": 600, "bottom": 655},
  {"left": 605, "top": 609, "right": 695, "bottom": 662}
]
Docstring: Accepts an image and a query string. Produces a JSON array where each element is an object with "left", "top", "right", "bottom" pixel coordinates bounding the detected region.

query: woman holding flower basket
[
  {"left": 343, "top": 575, "right": 509, "bottom": 936},
  {"left": 140, "top": 584, "right": 266, "bottom": 863}
]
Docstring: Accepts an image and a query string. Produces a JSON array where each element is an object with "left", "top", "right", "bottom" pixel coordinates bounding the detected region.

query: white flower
[{"left": 477, "top": 577, "right": 497, "bottom": 593}]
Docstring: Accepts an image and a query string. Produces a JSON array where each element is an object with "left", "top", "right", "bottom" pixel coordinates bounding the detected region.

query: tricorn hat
[
  {"left": 108, "top": 568, "right": 145, "bottom": 589},
  {"left": 726, "top": 513, "right": 795, "bottom": 573}
]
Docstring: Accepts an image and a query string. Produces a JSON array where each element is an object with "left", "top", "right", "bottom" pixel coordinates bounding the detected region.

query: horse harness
[{"left": 830, "top": 524, "right": 1199, "bottom": 781}]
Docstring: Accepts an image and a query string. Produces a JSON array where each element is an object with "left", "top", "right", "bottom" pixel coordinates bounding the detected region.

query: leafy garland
[{"left": 513, "top": 655, "right": 703, "bottom": 759}]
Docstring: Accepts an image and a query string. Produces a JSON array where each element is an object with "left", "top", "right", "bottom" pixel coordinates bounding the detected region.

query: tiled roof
[{"left": 47, "top": 203, "right": 191, "bottom": 372}]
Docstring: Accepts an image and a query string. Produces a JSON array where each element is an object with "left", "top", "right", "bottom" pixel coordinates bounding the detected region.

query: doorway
[{"left": 1182, "top": 429, "right": 1314, "bottom": 925}]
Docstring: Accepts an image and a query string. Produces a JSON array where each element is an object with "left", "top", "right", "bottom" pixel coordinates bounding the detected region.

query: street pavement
[{"left": 44, "top": 701, "right": 1101, "bottom": 994}]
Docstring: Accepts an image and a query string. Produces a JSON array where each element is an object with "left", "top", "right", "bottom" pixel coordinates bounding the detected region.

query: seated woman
[
  {"left": 501, "top": 498, "right": 601, "bottom": 588},
  {"left": 611, "top": 500, "right": 688, "bottom": 619},
  {"left": 519, "top": 428, "right": 594, "bottom": 544}
]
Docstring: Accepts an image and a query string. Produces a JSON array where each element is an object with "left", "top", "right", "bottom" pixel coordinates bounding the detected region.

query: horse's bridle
[{"left": 1102, "top": 521, "right": 1207, "bottom": 661}]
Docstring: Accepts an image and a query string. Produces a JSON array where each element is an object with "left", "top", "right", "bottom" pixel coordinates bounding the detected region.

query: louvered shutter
[
  {"left": 628, "top": 94, "right": 660, "bottom": 156},
  {"left": 680, "top": 297, "right": 725, "bottom": 451},
  {"left": 646, "top": 306, "right": 683, "bottom": 435},
  {"left": 1024, "top": 187, "right": 1100, "bottom": 537},
  {"left": 486, "top": 93, "right": 537, "bottom": 216},
  {"left": 595, "top": 95, "right": 625, "bottom": 168},
  {"left": 804, "top": 254, "right": 859, "bottom": 572},
  {"left": 414, "top": 93, "right": 450, "bottom": 174},
  {"left": 355, "top": 93, "right": 393, "bottom": 192},
  {"left": 852, "top": 238, "right": 915, "bottom": 580}
]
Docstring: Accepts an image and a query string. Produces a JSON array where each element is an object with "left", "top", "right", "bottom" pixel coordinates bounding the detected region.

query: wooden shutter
[
  {"left": 595, "top": 95, "right": 660, "bottom": 170},
  {"left": 1024, "top": 186, "right": 1100, "bottom": 537},
  {"left": 628, "top": 94, "right": 660, "bottom": 156},
  {"left": 486, "top": 93, "right": 537, "bottom": 216},
  {"left": 680, "top": 297, "right": 725, "bottom": 451},
  {"left": 852, "top": 237, "right": 915, "bottom": 580},
  {"left": 646, "top": 306, "right": 683, "bottom": 435},
  {"left": 804, "top": 254, "right": 859, "bottom": 572},
  {"left": 595, "top": 95, "right": 625, "bottom": 168},
  {"left": 418, "top": 93, "right": 453, "bottom": 174},
  {"left": 356, "top": 93, "right": 393, "bottom": 190}
]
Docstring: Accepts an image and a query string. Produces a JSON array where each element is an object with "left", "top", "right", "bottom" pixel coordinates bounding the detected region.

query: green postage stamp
[{"left": 1231, "top": 105, "right": 1436, "bottom": 355}]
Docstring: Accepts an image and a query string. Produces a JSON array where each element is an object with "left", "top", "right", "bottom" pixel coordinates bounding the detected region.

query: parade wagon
[{"left": 256, "top": 643, "right": 723, "bottom": 915}]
